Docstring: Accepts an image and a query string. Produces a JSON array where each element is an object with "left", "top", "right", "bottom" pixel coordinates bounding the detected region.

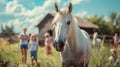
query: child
[
  {"left": 113, "top": 33, "right": 118, "bottom": 47},
  {"left": 29, "top": 34, "right": 40, "bottom": 67},
  {"left": 108, "top": 49, "right": 117, "bottom": 67},
  {"left": 19, "top": 27, "right": 29, "bottom": 65},
  {"left": 44, "top": 32, "right": 52, "bottom": 57}
]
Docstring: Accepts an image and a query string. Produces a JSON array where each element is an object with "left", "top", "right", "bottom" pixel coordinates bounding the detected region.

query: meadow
[{"left": 0, "top": 43, "right": 120, "bottom": 67}]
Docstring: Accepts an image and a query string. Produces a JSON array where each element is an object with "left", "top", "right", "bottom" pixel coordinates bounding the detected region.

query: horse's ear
[
  {"left": 55, "top": 2, "right": 59, "bottom": 12},
  {"left": 68, "top": 2, "right": 72, "bottom": 13}
]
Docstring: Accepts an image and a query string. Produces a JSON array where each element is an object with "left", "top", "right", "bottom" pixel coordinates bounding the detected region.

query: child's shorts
[
  {"left": 20, "top": 44, "right": 28, "bottom": 49},
  {"left": 30, "top": 50, "right": 37, "bottom": 60}
]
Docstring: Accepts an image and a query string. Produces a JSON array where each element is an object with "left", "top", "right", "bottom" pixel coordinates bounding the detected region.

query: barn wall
[{"left": 80, "top": 27, "right": 94, "bottom": 34}]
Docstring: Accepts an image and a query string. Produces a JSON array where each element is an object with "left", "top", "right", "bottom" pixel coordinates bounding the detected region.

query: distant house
[
  {"left": 0, "top": 32, "right": 15, "bottom": 37},
  {"left": 36, "top": 13, "right": 99, "bottom": 40}
]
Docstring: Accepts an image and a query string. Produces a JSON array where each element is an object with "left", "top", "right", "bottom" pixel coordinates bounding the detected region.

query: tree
[
  {"left": 110, "top": 12, "right": 117, "bottom": 23},
  {"left": 116, "top": 14, "right": 120, "bottom": 27},
  {"left": 85, "top": 14, "right": 115, "bottom": 35},
  {"left": 109, "top": 12, "right": 120, "bottom": 34},
  {"left": 0, "top": 24, "right": 15, "bottom": 36},
  {"left": 1, "top": 24, "right": 5, "bottom": 32}
]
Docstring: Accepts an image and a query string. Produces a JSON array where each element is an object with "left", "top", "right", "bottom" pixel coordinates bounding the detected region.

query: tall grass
[
  {"left": 0, "top": 44, "right": 20, "bottom": 67},
  {"left": 89, "top": 44, "right": 114, "bottom": 67},
  {"left": 0, "top": 43, "right": 119, "bottom": 67}
]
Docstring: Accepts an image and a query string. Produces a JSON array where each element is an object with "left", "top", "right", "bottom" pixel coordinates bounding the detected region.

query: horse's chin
[
  {"left": 56, "top": 47, "right": 64, "bottom": 52},
  {"left": 56, "top": 50, "right": 63, "bottom": 52},
  {"left": 56, "top": 49, "right": 63, "bottom": 52}
]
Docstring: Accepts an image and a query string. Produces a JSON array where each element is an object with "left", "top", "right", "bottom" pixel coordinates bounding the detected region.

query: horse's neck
[{"left": 66, "top": 21, "right": 80, "bottom": 51}]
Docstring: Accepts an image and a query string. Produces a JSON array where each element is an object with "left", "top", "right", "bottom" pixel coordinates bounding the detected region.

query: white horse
[{"left": 51, "top": 3, "right": 91, "bottom": 67}]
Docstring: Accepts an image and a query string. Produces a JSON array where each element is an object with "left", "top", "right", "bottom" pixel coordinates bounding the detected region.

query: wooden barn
[{"left": 36, "top": 13, "right": 99, "bottom": 40}]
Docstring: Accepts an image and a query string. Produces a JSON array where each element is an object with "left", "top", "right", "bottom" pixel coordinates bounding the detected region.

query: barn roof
[
  {"left": 75, "top": 16, "right": 99, "bottom": 28},
  {"left": 36, "top": 13, "right": 99, "bottom": 33},
  {"left": 36, "top": 13, "right": 54, "bottom": 29}
]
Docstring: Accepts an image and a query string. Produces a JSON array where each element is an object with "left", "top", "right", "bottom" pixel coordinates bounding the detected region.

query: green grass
[
  {"left": 89, "top": 45, "right": 114, "bottom": 67},
  {"left": 0, "top": 44, "right": 120, "bottom": 67},
  {"left": 28, "top": 46, "right": 61, "bottom": 67},
  {"left": 0, "top": 44, "right": 61, "bottom": 67},
  {"left": 0, "top": 44, "right": 20, "bottom": 67}
]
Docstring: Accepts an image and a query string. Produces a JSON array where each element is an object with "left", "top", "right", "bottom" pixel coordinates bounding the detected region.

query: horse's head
[{"left": 51, "top": 2, "right": 73, "bottom": 52}]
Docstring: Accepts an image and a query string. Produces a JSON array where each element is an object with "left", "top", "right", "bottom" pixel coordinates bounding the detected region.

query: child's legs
[
  {"left": 31, "top": 57, "right": 34, "bottom": 67},
  {"left": 30, "top": 51, "right": 36, "bottom": 66},
  {"left": 30, "top": 51, "right": 34, "bottom": 66},
  {"left": 49, "top": 46, "right": 52, "bottom": 54},
  {"left": 34, "top": 57, "right": 40, "bottom": 66},
  {"left": 21, "top": 49, "right": 24, "bottom": 63},
  {"left": 20, "top": 45, "right": 26, "bottom": 63},
  {"left": 35, "top": 59, "right": 39, "bottom": 66},
  {"left": 47, "top": 46, "right": 52, "bottom": 55},
  {"left": 20, "top": 45, "right": 28, "bottom": 63},
  {"left": 24, "top": 49, "right": 27, "bottom": 63},
  {"left": 33, "top": 51, "right": 39, "bottom": 65},
  {"left": 23, "top": 45, "right": 28, "bottom": 63}
]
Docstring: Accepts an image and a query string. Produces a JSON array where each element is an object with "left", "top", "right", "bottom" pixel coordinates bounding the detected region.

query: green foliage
[
  {"left": 115, "top": 27, "right": 120, "bottom": 34},
  {"left": 98, "top": 22, "right": 114, "bottom": 35},
  {"left": 0, "top": 24, "right": 15, "bottom": 37},
  {"left": 110, "top": 12, "right": 117, "bottom": 22},
  {"left": 86, "top": 15, "right": 115, "bottom": 35},
  {"left": 89, "top": 44, "right": 115, "bottom": 67},
  {"left": 85, "top": 12, "right": 120, "bottom": 35}
]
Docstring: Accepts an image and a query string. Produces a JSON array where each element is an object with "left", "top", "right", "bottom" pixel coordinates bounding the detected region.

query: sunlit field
[
  {"left": 0, "top": 43, "right": 61, "bottom": 67},
  {"left": 0, "top": 43, "right": 120, "bottom": 67}
]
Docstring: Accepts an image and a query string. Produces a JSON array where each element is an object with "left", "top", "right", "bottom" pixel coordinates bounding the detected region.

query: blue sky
[{"left": 0, "top": 0, "right": 120, "bottom": 34}]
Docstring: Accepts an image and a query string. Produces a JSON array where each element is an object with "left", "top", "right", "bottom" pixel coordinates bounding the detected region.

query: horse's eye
[
  {"left": 67, "top": 21, "right": 70, "bottom": 25},
  {"left": 53, "top": 23, "right": 56, "bottom": 26}
]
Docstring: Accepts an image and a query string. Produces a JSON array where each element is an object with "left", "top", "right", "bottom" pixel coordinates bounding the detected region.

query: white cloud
[
  {"left": 5, "top": 1, "right": 25, "bottom": 14},
  {"left": 0, "top": 0, "right": 7, "bottom": 4},
  {"left": 71, "top": 0, "right": 83, "bottom": 4},
  {"left": 103, "top": 16, "right": 110, "bottom": 22},
  {"left": 75, "top": 10, "right": 88, "bottom": 18},
  {"left": 43, "top": 0, "right": 53, "bottom": 9},
  {"left": 62, "top": 0, "right": 85, "bottom": 10},
  {"left": 0, "top": 0, "right": 62, "bottom": 34},
  {"left": 25, "top": 6, "right": 42, "bottom": 17},
  {"left": 63, "top": 0, "right": 90, "bottom": 6},
  {"left": 41, "top": 0, "right": 61, "bottom": 10},
  {"left": 9, "top": 19, "right": 20, "bottom": 25},
  {"left": 16, "top": 0, "right": 36, "bottom": 9}
]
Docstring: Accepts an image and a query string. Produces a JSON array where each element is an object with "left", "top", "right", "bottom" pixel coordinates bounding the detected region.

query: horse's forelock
[
  {"left": 52, "top": 9, "right": 69, "bottom": 23},
  {"left": 59, "top": 9, "right": 74, "bottom": 23}
]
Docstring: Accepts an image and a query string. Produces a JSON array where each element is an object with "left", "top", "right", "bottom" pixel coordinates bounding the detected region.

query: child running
[{"left": 29, "top": 34, "right": 40, "bottom": 67}]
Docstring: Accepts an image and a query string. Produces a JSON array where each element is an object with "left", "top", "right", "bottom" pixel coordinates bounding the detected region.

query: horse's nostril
[{"left": 58, "top": 40, "right": 64, "bottom": 46}]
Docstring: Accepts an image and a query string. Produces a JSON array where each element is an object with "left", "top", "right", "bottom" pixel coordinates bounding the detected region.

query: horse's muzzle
[{"left": 53, "top": 40, "right": 64, "bottom": 52}]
